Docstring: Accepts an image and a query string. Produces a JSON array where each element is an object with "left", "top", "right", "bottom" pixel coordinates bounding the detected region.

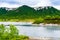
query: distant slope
[
  {"left": 36, "top": 6, "right": 60, "bottom": 16},
  {"left": 0, "top": 5, "right": 60, "bottom": 21}
]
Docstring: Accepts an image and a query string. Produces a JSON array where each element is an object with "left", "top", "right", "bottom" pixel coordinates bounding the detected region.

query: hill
[{"left": 0, "top": 5, "right": 60, "bottom": 22}]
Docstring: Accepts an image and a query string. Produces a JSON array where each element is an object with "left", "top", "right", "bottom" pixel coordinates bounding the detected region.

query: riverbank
[
  {"left": 29, "top": 37, "right": 60, "bottom": 40},
  {"left": 29, "top": 37, "right": 52, "bottom": 40},
  {"left": 0, "top": 22, "right": 60, "bottom": 26},
  {"left": 39, "top": 23, "right": 60, "bottom": 26},
  {"left": 0, "top": 22, "right": 32, "bottom": 26}
]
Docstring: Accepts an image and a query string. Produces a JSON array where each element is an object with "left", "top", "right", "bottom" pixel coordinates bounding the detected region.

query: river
[{"left": 0, "top": 22, "right": 60, "bottom": 40}]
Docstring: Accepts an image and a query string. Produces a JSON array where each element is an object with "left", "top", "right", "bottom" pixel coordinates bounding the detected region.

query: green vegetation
[
  {"left": 0, "top": 5, "right": 60, "bottom": 23},
  {"left": 33, "top": 16, "right": 60, "bottom": 24},
  {"left": 0, "top": 24, "right": 29, "bottom": 40},
  {"left": 32, "top": 17, "right": 44, "bottom": 24}
]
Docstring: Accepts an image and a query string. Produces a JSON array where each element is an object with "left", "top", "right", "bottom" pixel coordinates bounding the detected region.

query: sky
[{"left": 0, "top": 0, "right": 60, "bottom": 9}]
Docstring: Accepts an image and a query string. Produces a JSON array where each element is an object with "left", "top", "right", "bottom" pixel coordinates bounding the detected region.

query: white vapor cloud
[
  {"left": 33, "top": 0, "right": 52, "bottom": 7},
  {"left": 0, "top": 2, "right": 20, "bottom": 8},
  {"left": 0, "top": 0, "right": 60, "bottom": 9},
  {"left": 53, "top": 6, "right": 60, "bottom": 10}
]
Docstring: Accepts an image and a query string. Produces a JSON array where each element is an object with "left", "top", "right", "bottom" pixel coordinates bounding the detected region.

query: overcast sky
[{"left": 0, "top": 0, "right": 60, "bottom": 9}]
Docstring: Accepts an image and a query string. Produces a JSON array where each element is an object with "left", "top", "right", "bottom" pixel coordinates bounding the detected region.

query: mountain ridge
[{"left": 0, "top": 5, "right": 60, "bottom": 21}]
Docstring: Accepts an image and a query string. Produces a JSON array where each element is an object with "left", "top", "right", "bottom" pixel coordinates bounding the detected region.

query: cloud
[
  {"left": 50, "top": 0, "right": 60, "bottom": 5},
  {"left": 0, "top": 0, "right": 60, "bottom": 9},
  {"left": 32, "top": 0, "right": 52, "bottom": 7},
  {"left": 20, "top": 0, "right": 39, "bottom": 5},
  {"left": 0, "top": 0, "right": 39, "bottom": 7},
  {"left": 0, "top": 0, "right": 38, "bottom": 5},
  {"left": 0, "top": 0, "right": 20, "bottom": 4},
  {"left": 53, "top": 6, "right": 60, "bottom": 10},
  {"left": 0, "top": 0, "right": 60, "bottom": 6},
  {"left": 0, "top": 2, "right": 20, "bottom": 8}
]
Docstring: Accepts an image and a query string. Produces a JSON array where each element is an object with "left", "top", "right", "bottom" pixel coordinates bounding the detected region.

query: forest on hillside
[{"left": 0, "top": 5, "right": 60, "bottom": 23}]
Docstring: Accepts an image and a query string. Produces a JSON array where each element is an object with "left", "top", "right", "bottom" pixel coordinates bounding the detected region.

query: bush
[
  {"left": 33, "top": 17, "right": 44, "bottom": 24},
  {"left": 0, "top": 24, "right": 29, "bottom": 40}
]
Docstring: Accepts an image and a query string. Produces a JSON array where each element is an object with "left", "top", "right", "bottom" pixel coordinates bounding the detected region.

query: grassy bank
[
  {"left": 0, "top": 19, "right": 35, "bottom": 22},
  {"left": 33, "top": 17, "right": 60, "bottom": 24}
]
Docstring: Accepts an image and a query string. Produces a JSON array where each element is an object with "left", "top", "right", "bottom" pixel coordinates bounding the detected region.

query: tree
[{"left": 0, "top": 24, "right": 29, "bottom": 40}]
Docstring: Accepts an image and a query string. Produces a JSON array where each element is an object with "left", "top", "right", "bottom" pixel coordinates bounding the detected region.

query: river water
[
  {"left": 17, "top": 25, "right": 60, "bottom": 37},
  {"left": 0, "top": 22, "right": 60, "bottom": 39}
]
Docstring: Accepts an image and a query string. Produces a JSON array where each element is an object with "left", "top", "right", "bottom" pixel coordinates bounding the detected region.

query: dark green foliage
[
  {"left": 0, "top": 7, "right": 7, "bottom": 14},
  {"left": 33, "top": 15, "right": 60, "bottom": 24},
  {"left": 44, "top": 15, "right": 60, "bottom": 24},
  {"left": 37, "top": 6, "right": 60, "bottom": 16},
  {"left": 15, "top": 5, "right": 38, "bottom": 19}
]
